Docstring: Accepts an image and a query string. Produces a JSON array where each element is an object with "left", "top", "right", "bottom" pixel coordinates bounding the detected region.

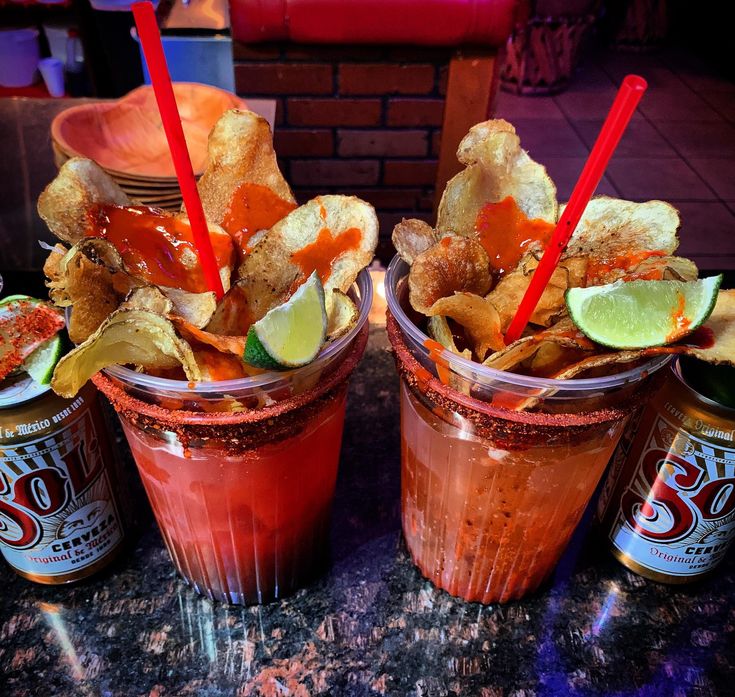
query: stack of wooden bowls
[{"left": 51, "top": 83, "right": 246, "bottom": 211}]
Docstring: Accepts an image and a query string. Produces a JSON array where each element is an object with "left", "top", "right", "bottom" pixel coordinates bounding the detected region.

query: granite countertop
[{"left": 1, "top": 327, "right": 733, "bottom": 697}]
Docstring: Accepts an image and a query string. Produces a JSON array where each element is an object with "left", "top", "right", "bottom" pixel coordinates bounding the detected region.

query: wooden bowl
[{"left": 51, "top": 83, "right": 247, "bottom": 178}]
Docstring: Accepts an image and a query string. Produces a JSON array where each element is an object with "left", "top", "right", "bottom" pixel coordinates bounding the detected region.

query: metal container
[
  {"left": 0, "top": 375, "right": 126, "bottom": 584},
  {"left": 597, "top": 357, "right": 735, "bottom": 583}
]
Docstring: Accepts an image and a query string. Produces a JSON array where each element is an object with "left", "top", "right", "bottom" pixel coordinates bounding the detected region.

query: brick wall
[{"left": 233, "top": 43, "right": 452, "bottom": 262}]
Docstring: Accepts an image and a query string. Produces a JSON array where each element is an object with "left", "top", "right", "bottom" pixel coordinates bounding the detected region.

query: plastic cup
[
  {"left": 38, "top": 58, "right": 65, "bottom": 97},
  {"left": 385, "top": 256, "right": 668, "bottom": 603},
  {"left": 93, "top": 270, "right": 372, "bottom": 604}
]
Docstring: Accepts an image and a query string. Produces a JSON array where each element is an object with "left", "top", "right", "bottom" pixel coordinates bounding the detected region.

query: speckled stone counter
[{"left": 1, "top": 328, "right": 733, "bottom": 697}]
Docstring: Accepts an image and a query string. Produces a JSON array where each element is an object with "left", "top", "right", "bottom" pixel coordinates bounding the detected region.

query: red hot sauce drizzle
[
  {"left": 586, "top": 250, "right": 667, "bottom": 284},
  {"left": 87, "top": 204, "right": 234, "bottom": 294},
  {"left": 423, "top": 339, "right": 451, "bottom": 386},
  {"left": 222, "top": 182, "right": 297, "bottom": 258},
  {"left": 474, "top": 196, "right": 555, "bottom": 278},
  {"left": 290, "top": 226, "right": 362, "bottom": 293}
]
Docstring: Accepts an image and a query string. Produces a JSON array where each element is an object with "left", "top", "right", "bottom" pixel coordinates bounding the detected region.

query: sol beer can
[
  {"left": 598, "top": 357, "right": 735, "bottom": 583},
  {"left": 0, "top": 374, "right": 126, "bottom": 584}
]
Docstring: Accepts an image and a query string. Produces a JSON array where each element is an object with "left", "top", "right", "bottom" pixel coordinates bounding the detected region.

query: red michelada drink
[
  {"left": 37, "top": 109, "right": 378, "bottom": 603},
  {"left": 386, "top": 118, "right": 734, "bottom": 603}
]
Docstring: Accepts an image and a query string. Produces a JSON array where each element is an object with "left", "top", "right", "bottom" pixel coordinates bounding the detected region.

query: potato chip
[
  {"left": 427, "top": 316, "right": 471, "bottom": 359},
  {"left": 171, "top": 316, "right": 247, "bottom": 357},
  {"left": 529, "top": 342, "right": 587, "bottom": 378},
  {"left": 564, "top": 197, "right": 680, "bottom": 261},
  {"left": 685, "top": 290, "right": 735, "bottom": 365},
  {"left": 326, "top": 290, "right": 358, "bottom": 341},
  {"left": 197, "top": 109, "right": 295, "bottom": 227},
  {"left": 38, "top": 158, "right": 130, "bottom": 245},
  {"left": 52, "top": 309, "right": 201, "bottom": 398},
  {"left": 483, "top": 318, "right": 596, "bottom": 372},
  {"left": 593, "top": 255, "right": 698, "bottom": 284},
  {"left": 60, "top": 252, "right": 137, "bottom": 344},
  {"left": 160, "top": 287, "right": 217, "bottom": 329},
  {"left": 122, "top": 286, "right": 173, "bottom": 314},
  {"left": 437, "top": 119, "right": 557, "bottom": 238},
  {"left": 428, "top": 292, "right": 504, "bottom": 360},
  {"left": 482, "top": 335, "right": 539, "bottom": 372},
  {"left": 206, "top": 281, "right": 252, "bottom": 336},
  {"left": 237, "top": 195, "right": 378, "bottom": 323},
  {"left": 409, "top": 236, "right": 491, "bottom": 315},
  {"left": 392, "top": 218, "right": 439, "bottom": 265},
  {"left": 486, "top": 254, "right": 587, "bottom": 331}
]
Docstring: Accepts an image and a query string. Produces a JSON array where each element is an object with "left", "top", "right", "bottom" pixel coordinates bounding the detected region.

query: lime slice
[
  {"left": 244, "top": 271, "right": 327, "bottom": 369},
  {"left": 22, "top": 335, "right": 63, "bottom": 385},
  {"left": 567, "top": 275, "right": 722, "bottom": 349}
]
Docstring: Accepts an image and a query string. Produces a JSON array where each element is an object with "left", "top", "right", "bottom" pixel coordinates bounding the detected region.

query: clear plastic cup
[
  {"left": 385, "top": 256, "right": 669, "bottom": 603},
  {"left": 93, "top": 270, "right": 372, "bottom": 604}
]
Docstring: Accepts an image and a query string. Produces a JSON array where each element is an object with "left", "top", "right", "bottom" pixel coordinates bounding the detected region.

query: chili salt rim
[
  {"left": 387, "top": 310, "right": 662, "bottom": 447},
  {"left": 93, "top": 323, "right": 368, "bottom": 429}
]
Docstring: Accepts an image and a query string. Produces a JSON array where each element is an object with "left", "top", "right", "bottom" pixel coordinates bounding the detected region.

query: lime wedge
[
  {"left": 0, "top": 294, "right": 32, "bottom": 305},
  {"left": 244, "top": 271, "right": 327, "bottom": 369},
  {"left": 23, "top": 335, "right": 63, "bottom": 385},
  {"left": 567, "top": 275, "right": 722, "bottom": 349}
]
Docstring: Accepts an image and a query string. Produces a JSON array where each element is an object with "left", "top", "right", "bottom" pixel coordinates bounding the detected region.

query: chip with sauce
[
  {"left": 39, "top": 110, "right": 378, "bottom": 396},
  {"left": 396, "top": 118, "right": 734, "bottom": 395}
]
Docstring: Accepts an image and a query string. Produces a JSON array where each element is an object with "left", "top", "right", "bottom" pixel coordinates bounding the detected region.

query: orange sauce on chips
[
  {"left": 474, "top": 196, "right": 555, "bottom": 277},
  {"left": 423, "top": 338, "right": 451, "bottom": 386},
  {"left": 586, "top": 250, "right": 667, "bottom": 283},
  {"left": 87, "top": 205, "right": 234, "bottom": 293},
  {"left": 222, "top": 182, "right": 297, "bottom": 257},
  {"left": 290, "top": 226, "right": 362, "bottom": 288},
  {"left": 195, "top": 346, "right": 249, "bottom": 381}
]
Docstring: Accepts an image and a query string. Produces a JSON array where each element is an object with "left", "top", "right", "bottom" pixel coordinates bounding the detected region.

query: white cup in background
[
  {"left": 0, "top": 29, "right": 40, "bottom": 88},
  {"left": 38, "top": 57, "right": 65, "bottom": 97}
]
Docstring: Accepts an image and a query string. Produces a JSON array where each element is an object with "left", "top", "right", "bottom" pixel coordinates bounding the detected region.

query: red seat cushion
[{"left": 231, "top": 0, "right": 519, "bottom": 47}]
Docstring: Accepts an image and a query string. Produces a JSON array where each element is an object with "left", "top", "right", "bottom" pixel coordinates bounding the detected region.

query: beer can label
[
  {"left": 0, "top": 408, "right": 123, "bottom": 577},
  {"left": 609, "top": 412, "right": 735, "bottom": 577}
]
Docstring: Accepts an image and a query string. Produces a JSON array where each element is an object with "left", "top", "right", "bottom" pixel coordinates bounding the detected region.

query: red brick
[
  {"left": 235, "top": 63, "right": 333, "bottom": 95},
  {"left": 350, "top": 188, "right": 423, "bottom": 210},
  {"left": 387, "top": 98, "right": 445, "bottom": 127},
  {"left": 337, "top": 129, "right": 428, "bottom": 157},
  {"left": 274, "top": 129, "right": 333, "bottom": 157},
  {"left": 383, "top": 160, "right": 438, "bottom": 186},
  {"left": 290, "top": 159, "right": 380, "bottom": 187},
  {"left": 288, "top": 98, "right": 382, "bottom": 126},
  {"left": 340, "top": 64, "right": 434, "bottom": 95},
  {"left": 232, "top": 43, "right": 282, "bottom": 61},
  {"left": 431, "top": 130, "right": 441, "bottom": 157}
]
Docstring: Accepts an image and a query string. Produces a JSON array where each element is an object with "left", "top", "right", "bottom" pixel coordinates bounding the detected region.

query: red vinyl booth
[{"left": 229, "top": 0, "right": 521, "bottom": 203}]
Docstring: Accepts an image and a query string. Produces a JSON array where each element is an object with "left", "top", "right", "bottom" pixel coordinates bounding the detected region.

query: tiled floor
[{"left": 494, "top": 47, "right": 735, "bottom": 273}]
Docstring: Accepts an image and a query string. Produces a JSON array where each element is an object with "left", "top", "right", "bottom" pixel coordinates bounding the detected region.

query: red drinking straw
[
  {"left": 503, "top": 75, "right": 648, "bottom": 345},
  {"left": 131, "top": 1, "right": 224, "bottom": 299}
]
